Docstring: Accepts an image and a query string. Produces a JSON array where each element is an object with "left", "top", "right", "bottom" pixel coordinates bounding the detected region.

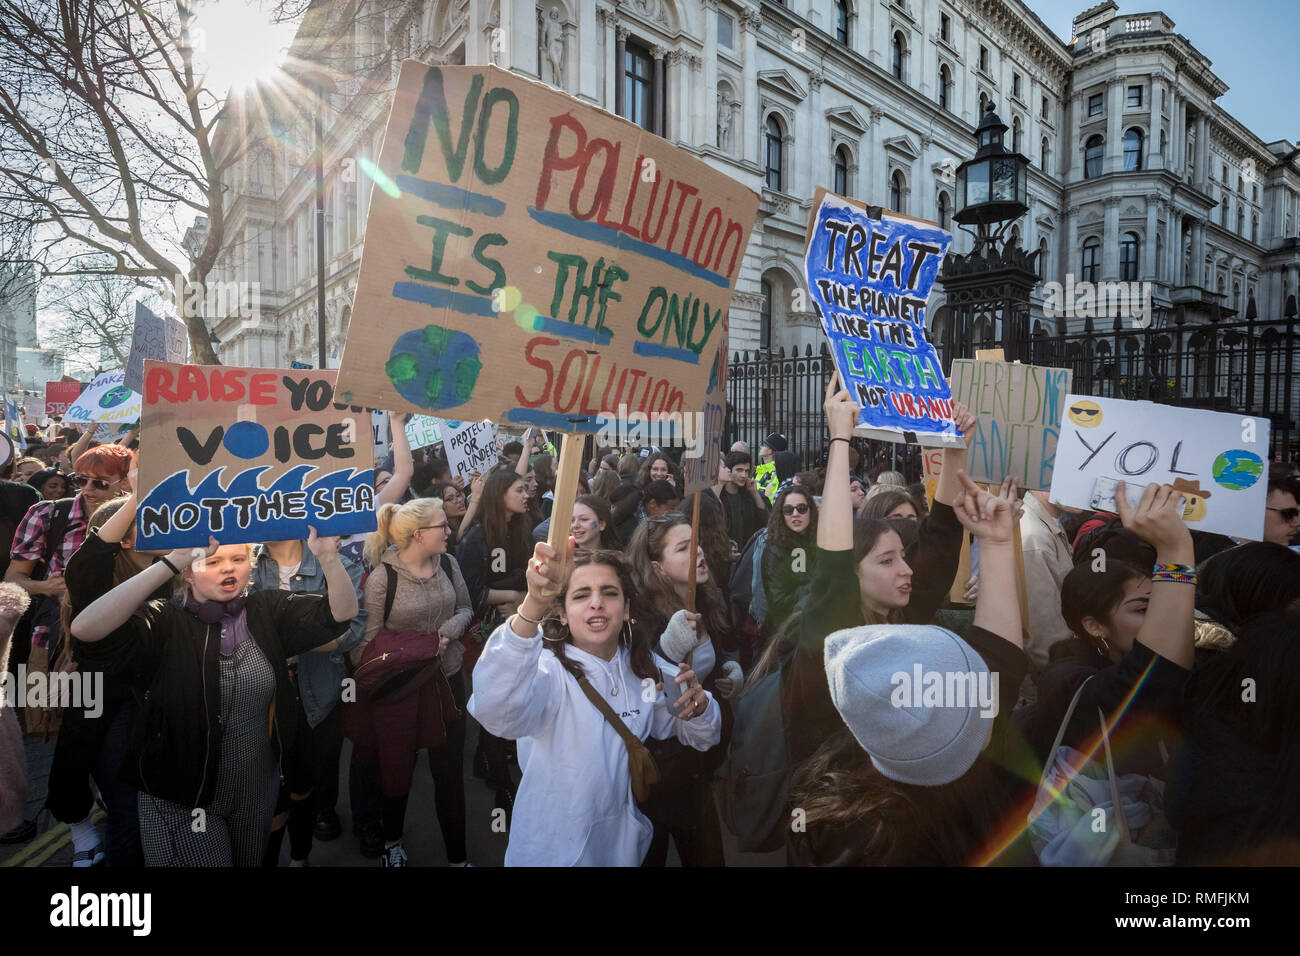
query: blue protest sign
[{"left": 803, "top": 189, "right": 959, "bottom": 446}]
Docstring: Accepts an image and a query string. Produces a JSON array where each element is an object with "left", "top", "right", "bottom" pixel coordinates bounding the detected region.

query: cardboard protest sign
[
  {"left": 336, "top": 63, "right": 757, "bottom": 440},
  {"left": 45, "top": 381, "right": 84, "bottom": 419},
  {"left": 136, "top": 362, "right": 376, "bottom": 549},
  {"left": 1049, "top": 394, "right": 1270, "bottom": 540},
  {"left": 64, "top": 371, "right": 141, "bottom": 427},
  {"left": 125, "top": 302, "right": 187, "bottom": 393},
  {"left": 445, "top": 420, "right": 501, "bottom": 481},
  {"left": 405, "top": 414, "right": 444, "bottom": 450},
  {"left": 803, "top": 188, "right": 957, "bottom": 446},
  {"left": 921, "top": 447, "right": 943, "bottom": 505},
  {"left": 948, "top": 359, "right": 1072, "bottom": 491}
]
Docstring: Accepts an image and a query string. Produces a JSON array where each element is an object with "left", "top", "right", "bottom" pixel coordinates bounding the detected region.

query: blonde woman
[
  {"left": 348, "top": 498, "right": 473, "bottom": 867},
  {"left": 68, "top": 529, "right": 356, "bottom": 867}
]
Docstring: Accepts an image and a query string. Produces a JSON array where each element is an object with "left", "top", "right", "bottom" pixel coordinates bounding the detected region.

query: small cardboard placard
[
  {"left": 45, "top": 381, "right": 84, "bottom": 419},
  {"left": 444, "top": 420, "right": 501, "bottom": 481},
  {"left": 803, "top": 188, "right": 957, "bottom": 446},
  {"left": 404, "top": 414, "right": 444, "bottom": 450},
  {"left": 1049, "top": 394, "right": 1270, "bottom": 540},
  {"left": 948, "top": 359, "right": 1073, "bottom": 491},
  {"left": 135, "top": 362, "right": 377, "bottom": 549},
  {"left": 64, "top": 371, "right": 141, "bottom": 427},
  {"left": 336, "top": 63, "right": 757, "bottom": 437},
  {"left": 125, "top": 301, "right": 188, "bottom": 393}
]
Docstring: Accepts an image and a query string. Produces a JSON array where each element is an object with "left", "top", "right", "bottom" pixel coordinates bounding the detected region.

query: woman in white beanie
[{"left": 790, "top": 468, "right": 1030, "bottom": 865}]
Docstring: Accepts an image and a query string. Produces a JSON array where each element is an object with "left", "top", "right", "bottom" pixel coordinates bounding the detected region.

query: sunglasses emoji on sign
[{"left": 1067, "top": 400, "right": 1103, "bottom": 428}]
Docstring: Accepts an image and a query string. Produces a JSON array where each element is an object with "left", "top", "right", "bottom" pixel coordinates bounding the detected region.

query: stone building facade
[{"left": 200, "top": 0, "right": 1300, "bottom": 369}]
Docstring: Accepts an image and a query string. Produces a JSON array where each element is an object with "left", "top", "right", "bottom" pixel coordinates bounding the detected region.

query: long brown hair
[
  {"left": 476, "top": 469, "right": 532, "bottom": 570},
  {"left": 539, "top": 550, "right": 657, "bottom": 683},
  {"left": 624, "top": 512, "right": 734, "bottom": 656},
  {"left": 789, "top": 726, "right": 1010, "bottom": 865}
]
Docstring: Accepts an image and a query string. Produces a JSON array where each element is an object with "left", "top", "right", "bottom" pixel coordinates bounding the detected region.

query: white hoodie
[{"left": 467, "top": 619, "right": 722, "bottom": 866}]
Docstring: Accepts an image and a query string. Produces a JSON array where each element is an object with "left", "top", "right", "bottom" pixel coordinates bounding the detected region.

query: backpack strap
[
  {"left": 383, "top": 563, "right": 398, "bottom": 628},
  {"left": 439, "top": 553, "right": 454, "bottom": 579},
  {"left": 41, "top": 497, "right": 76, "bottom": 568}
]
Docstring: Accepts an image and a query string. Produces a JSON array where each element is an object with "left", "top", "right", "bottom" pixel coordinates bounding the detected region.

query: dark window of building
[
  {"left": 765, "top": 115, "right": 783, "bottom": 191},
  {"left": 979, "top": 45, "right": 989, "bottom": 72},
  {"left": 1123, "top": 128, "right": 1143, "bottom": 171},
  {"left": 1127, "top": 85, "right": 1142, "bottom": 108},
  {"left": 890, "top": 171, "right": 905, "bottom": 212},
  {"left": 834, "top": 146, "right": 849, "bottom": 195},
  {"left": 1013, "top": 73, "right": 1021, "bottom": 98},
  {"left": 1088, "top": 92, "right": 1103, "bottom": 117},
  {"left": 941, "top": 13, "right": 950, "bottom": 41},
  {"left": 893, "top": 32, "right": 905, "bottom": 80},
  {"left": 1120, "top": 233, "right": 1139, "bottom": 281},
  {"left": 938, "top": 191, "right": 949, "bottom": 229},
  {"left": 1082, "top": 238, "right": 1100, "bottom": 283},
  {"left": 835, "top": 1, "right": 849, "bottom": 44},
  {"left": 622, "top": 40, "right": 654, "bottom": 132},
  {"left": 760, "top": 279, "right": 773, "bottom": 350},
  {"left": 939, "top": 65, "right": 950, "bottom": 109},
  {"left": 1085, "top": 134, "right": 1104, "bottom": 178}
]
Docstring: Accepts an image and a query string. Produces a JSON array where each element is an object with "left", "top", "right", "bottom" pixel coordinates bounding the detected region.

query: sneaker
[
  {"left": 356, "top": 822, "right": 384, "bottom": 859},
  {"left": 314, "top": 807, "right": 341, "bottom": 841},
  {"left": 381, "top": 843, "right": 407, "bottom": 867}
]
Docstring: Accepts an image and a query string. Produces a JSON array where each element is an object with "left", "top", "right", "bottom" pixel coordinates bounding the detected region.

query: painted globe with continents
[
  {"left": 1211, "top": 450, "right": 1263, "bottom": 491},
  {"left": 386, "top": 324, "right": 483, "bottom": 412},
  {"left": 99, "top": 385, "right": 133, "bottom": 408}
]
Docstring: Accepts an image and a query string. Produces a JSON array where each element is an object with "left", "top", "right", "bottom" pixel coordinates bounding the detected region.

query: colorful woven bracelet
[{"left": 1151, "top": 563, "right": 1196, "bottom": 584}]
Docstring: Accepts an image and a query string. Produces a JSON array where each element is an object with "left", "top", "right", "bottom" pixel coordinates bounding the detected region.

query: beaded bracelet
[{"left": 1151, "top": 562, "right": 1196, "bottom": 584}]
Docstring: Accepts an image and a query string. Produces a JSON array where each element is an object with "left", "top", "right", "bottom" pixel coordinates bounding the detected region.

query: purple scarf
[{"left": 184, "top": 592, "right": 252, "bottom": 656}]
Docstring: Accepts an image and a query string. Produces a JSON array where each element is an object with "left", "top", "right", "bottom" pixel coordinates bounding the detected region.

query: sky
[{"left": 1025, "top": 0, "right": 1299, "bottom": 143}]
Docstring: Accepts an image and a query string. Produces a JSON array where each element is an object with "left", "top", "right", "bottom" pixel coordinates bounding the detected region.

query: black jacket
[{"left": 74, "top": 536, "right": 350, "bottom": 807}]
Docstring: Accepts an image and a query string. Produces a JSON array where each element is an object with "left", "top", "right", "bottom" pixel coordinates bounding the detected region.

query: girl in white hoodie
[{"left": 467, "top": 543, "right": 721, "bottom": 866}]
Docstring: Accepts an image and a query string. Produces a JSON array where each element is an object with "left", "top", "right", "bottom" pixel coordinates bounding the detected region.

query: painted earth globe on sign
[
  {"left": 100, "top": 385, "right": 134, "bottom": 408},
  {"left": 1211, "top": 450, "right": 1263, "bottom": 490},
  {"left": 385, "top": 324, "right": 483, "bottom": 412}
]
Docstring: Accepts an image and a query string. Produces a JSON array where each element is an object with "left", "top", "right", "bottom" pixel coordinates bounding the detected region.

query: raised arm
[
  {"left": 934, "top": 403, "right": 975, "bottom": 507},
  {"left": 952, "top": 471, "right": 1022, "bottom": 650},
  {"left": 376, "top": 412, "right": 413, "bottom": 508},
  {"left": 306, "top": 528, "right": 359, "bottom": 628},
  {"left": 1114, "top": 481, "right": 1195, "bottom": 670},
  {"left": 71, "top": 541, "right": 213, "bottom": 642},
  {"left": 67, "top": 426, "right": 95, "bottom": 466},
  {"left": 515, "top": 428, "right": 535, "bottom": 478},
  {"left": 460, "top": 473, "right": 484, "bottom": 530},
  {"left": 819, "top": 371, "right": 858, "bottom": 553}
]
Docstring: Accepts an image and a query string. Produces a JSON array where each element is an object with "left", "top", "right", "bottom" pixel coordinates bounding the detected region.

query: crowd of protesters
[{"left": 2, "top": 385, "right": 1299, "bottom": 868}]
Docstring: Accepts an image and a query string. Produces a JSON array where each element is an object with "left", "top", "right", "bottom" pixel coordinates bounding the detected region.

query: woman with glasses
[
  {"left": 625, "top": 512, "right": 740, "bottom": 866},
  {"left": 760, "top": 486, "right": 820, "bottom": 637},
  {"left": 347, "top": 498, "right": 472, "bottom": 867},
  {"left": 426, "top": 479, "right": 471, "bottom": 548}
]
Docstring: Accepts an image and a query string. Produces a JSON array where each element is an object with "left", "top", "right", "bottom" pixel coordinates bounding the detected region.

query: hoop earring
[{"left": 622, "top": 620, "right": 633, "bottom": 646}]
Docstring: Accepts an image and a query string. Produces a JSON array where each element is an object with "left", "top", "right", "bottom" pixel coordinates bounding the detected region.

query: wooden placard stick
[
  {"left": 683, "top": 492, "right": 702, "bottom": 669},
  {"left": 545, "top": 433, "right": 586, "bottom": 580},
  {"left": 1011, "top": 517, "right": 1030, "bottom": 637}
]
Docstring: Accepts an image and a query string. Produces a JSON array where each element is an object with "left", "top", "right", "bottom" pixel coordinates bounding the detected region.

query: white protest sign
[
  {"left": 445, "top": 420, "right": 500, "bottom": 481},
  {"left": 1049, "top": 395, "right": 1269, "bottom": 540},
  {"left": 405, "top": 415, "right": 443, "bottom": 450},
  {"left": 125, "top": 302, "right": 187, "bottom": 393},
  {"left": 64, "top": 371, "right": 141, "bottom": 426}
]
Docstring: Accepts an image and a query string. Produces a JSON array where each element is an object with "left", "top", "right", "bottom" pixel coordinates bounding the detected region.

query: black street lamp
[
  {"left": 939, "top": 102, "right": 1037, "bottom": 365},
  {"left": 954, "top": 103, "right": 1030, "bottom": 256}
]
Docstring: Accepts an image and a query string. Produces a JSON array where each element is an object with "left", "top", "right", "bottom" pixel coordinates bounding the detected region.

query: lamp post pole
[{"left": 314, "top": 83, "right": 327, "bottom": 370}]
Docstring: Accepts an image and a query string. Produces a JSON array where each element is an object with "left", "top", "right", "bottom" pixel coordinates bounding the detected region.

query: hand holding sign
[
  {"left": 1114, "top": 481, "right": 1193, "bottom": 558},
  {"left": 306, "top": 525, "right": 341, "bottom": 558},
  {"left": 824, "top": 371, "right": 861, "bottom": 442}
]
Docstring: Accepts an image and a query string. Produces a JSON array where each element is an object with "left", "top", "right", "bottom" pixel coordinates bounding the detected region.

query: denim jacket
[{"left": 251, "top": 545, "right": 367, "bottom": 727}]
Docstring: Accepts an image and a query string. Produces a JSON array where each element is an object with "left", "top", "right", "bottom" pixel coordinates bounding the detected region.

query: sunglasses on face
[
  {"left": 782, "top": 503, "right": 810, "bottom": 516},
  {"left": 74, "top": 475, "right": 122, "bottom": 492},
  {"left": 1268, "top": 506, "right": 1300, "bottom": 522}
]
